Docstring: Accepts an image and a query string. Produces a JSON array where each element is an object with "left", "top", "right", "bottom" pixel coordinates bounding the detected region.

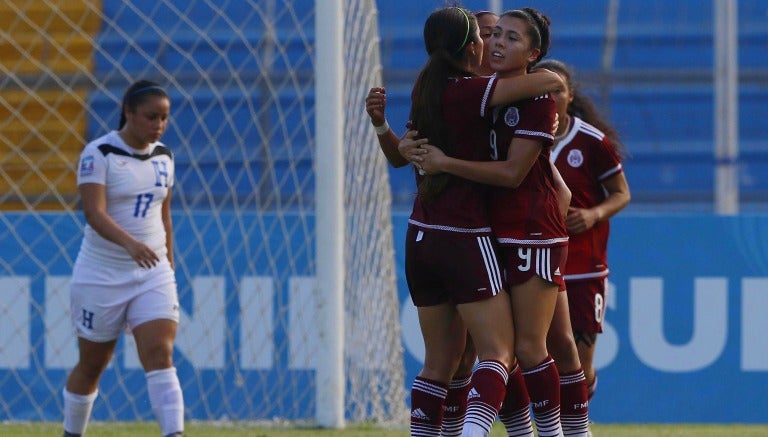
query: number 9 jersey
[{"left": 76, "top": 130, "right": 175, "bottom": 265}]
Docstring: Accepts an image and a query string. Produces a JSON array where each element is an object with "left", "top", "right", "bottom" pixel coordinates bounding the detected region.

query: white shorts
[{"left": 70, "top": 258, "right": 180, "bottom": 342}]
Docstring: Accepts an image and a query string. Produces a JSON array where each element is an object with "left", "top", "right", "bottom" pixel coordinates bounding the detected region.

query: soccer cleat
[{"left": 62, "top": 432, "right": 81, "bottom": 437}]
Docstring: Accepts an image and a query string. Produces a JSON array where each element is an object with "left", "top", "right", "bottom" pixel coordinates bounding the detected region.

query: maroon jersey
[
  {"left": 409, "top": 76, "right": 498, "bottom": 235},
  {"left": 550, "top": 116, "right": 623, "bottom": 279},
  {"left": 488, "top": 94, "right": 568, "bottom": 247}
]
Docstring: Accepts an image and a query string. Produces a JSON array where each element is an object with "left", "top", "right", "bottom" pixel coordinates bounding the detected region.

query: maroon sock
[
  {"left": 410, "top": 376, "right": 448, "bottom": 437},
  {"left": 560, "top": 369, "right": 590, "bottom": 435},
  {"left": 463, "top": 360, "right": 508, "bottom": 434},
  {"left": 522, "top": 356, "right": 562, "bottom": 437},
  {"left": 441, "top": 374, "right": 471, "bottom": 437},
  {"left": 498, "top": 363, "right": 534, "bottom": 436}
]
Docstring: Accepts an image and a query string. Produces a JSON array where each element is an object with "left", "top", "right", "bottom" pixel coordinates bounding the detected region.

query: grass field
[{"left": 5, "top": 422, "right": 768, "bottom": 436}]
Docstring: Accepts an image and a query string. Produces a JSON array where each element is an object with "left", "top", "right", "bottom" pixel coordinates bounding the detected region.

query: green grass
[{"left": 5, "top": 422, "right": 768, "bottom": 436}]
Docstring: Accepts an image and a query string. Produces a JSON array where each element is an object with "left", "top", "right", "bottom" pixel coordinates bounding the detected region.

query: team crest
[
  {"left": 567, "top": 149, "right": 584, "bottom": 167},
  {"left": 504, "top": 107, "right": 520, "bottom": 127},
  {"left": 79, "top": 155, "right": 95, "bottom": 176}
]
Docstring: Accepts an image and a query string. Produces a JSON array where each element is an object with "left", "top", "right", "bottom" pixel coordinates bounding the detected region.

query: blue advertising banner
[
  {"left": 394, "top": 213, "right": 768, "bottom": 424},
  {"left": 1, "top": 212, "right": 767, "bottom": 423},
  {"left": 0, "top": 212, "right": 317, "bottom": 421}
]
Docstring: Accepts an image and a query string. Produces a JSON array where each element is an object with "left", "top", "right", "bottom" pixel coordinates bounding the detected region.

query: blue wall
[
  {"left": 88, "top": 0, "right": 768, "bottom": 211},
  {"left": 395, "top": 212, "right": 768, "bottom": 424},
  {"left": 1, "top": 211, "right": 767, "bottom": 423},
  {"left": 376, "top": 0, "right": 768, "bottom": 211}
]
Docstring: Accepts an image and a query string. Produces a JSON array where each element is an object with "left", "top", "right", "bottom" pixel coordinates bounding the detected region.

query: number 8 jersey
[{"left": 76, "top": 130, "right": 175, "bottom": 265}]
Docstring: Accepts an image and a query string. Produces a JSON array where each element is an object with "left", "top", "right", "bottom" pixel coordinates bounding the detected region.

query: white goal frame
[{"left": 315, "top": 0, "right": 345, "bottom": 428}]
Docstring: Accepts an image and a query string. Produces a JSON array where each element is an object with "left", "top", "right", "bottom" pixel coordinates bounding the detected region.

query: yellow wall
[{"left": 0, "top": 0, "right": 101, "bottom": 210}]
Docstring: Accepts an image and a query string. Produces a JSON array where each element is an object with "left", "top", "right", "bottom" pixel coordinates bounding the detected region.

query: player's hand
[
  {"left": 365, "top": 87, "right": 387, "bottom": 126},
  {"left": 411, "top": 144, "right": 446, "bottom": 176},
  {"left": 398, "top": 129, "right": 429, "bottom": 173},
  {"left": 565, "top": 206, "right": 599, "bottom": 234},
  {"left": 398, "top": 129, "right": 429, "bottom": 160},
  {"left": 125, "top": 240, "right": 161, "bottom": 268}
]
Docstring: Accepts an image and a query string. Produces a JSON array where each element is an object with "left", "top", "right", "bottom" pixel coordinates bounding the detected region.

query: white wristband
[{"left": 373, "top": 120, "right": 390, "bottom": 136}]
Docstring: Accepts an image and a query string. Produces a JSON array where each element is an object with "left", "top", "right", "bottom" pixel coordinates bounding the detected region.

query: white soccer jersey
[{"left": 76, "top": 131, "right": 175, "bottom": 265}]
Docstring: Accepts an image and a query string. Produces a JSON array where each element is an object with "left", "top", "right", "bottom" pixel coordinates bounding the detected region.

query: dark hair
[
  {"left": 410, "top": 6, "right": 478, "bottom": 202},
  {"left": 534, "top": 59, "right": 627, "bottom": 157},
  {"left": 118, "top": 80, "right": 169, "bottom": 129},
  {"left": 474, "top": 10, "right": 498, "bottom": 20},
  {"left": 500, "top": 8, "right": 551, "bottom": 69}
]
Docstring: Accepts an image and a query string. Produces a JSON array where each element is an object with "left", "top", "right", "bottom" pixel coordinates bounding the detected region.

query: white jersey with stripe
[{"left": 76, "top": 131, "right": 175, "bottom": 265}]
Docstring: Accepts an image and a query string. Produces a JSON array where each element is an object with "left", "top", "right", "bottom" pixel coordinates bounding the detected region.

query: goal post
[
  {"left": 0, "top": 0, "right": 406, "bottom": 427},
  {"left": 315, "top": 0, "right": 345, "bottom": 428}
]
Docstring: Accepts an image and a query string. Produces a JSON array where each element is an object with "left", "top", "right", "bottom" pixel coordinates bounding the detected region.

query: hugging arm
[{"left": 365, "top": 87, "right": 410, "bottom": 167}]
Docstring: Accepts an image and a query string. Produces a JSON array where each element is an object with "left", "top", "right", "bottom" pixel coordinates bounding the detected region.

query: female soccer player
[
  {"left": 366, "top": 10, "right": 531, "bottom": 435},
  {"left": 62, "top": 80, "right": 184, "bottom": 437},
  {"left": 535, "top": 59, "right": 631, "bottom": 403},
  {"left": 474, "top": 10, "right": 500, "bottom": 76},
  {"left": 368, "top": 6, "right": 563, "bottom": 437},
  {"left": 411, "top": 9, "right": 590, "bottom": 436}
]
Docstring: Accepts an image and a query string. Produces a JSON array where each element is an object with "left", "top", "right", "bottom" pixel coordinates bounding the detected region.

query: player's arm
[
  {"left": 566, "top": 171, "right": 631, "bottom": 234},
  {"left": 365, "top": 87, "right": 410, "bottom": 167},
  {"left": 162, "top": 189, "right": 174, "bottom": 269},
  {"left": 80, "top": 183, "right": 160, "bottom": 268},
  {"left": 489, "top": 69, "right": 564, "bottom": 107},
  {"left": 414, "top": 138, "right": 541, "bottom": 188},
  {"left": 550, "top": 161, "right": 571, "bottom": 219}
]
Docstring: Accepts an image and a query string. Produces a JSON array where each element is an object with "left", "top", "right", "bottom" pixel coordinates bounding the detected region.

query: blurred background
[
  {"left": 0, "top": 0, "right": 766, "bottom": 427},
  {"left": 377, "top": 0, "right": 768, "bottom": 214}
]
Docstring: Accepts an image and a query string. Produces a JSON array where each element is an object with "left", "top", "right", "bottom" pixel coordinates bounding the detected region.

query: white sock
[
  {"left": 461, "top": 421, "right": 489, "bottom": 437},
  {"left": 63, "top": 389, "right": 98, "bottom": 435},
  {"left": 146, "top": 367, "right": 185, "bottom": 435}
]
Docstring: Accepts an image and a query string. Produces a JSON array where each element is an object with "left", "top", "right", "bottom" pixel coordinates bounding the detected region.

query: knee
[
  {"left": 422, "top": 349, "right": 464, "bottom": 383},
  {"left": 548, "top": 333, "right": 579, "bottom": 370},
  {"left": 138, "top": 341, "right": 175, "bottom": 371},
  {"left": 74, "top": 360, "right": 109, "bottom": 381},
  {"left": 514, "top": 338, "right": 546, "bottom": 368},
  {"left": 455, "top": 348, "right": 478, "bottom": 376}
]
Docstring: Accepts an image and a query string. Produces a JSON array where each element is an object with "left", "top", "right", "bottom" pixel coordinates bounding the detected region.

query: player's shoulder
[
  {"left": 574, "top": 117, "right": 606, "bottom": 142},
  {"left": 532, "top": 92, "right": 555, "bottom": 103},
  {"left": 516, "top": 93, "right": 555, "bottom": 123},
  {"left": 513, "top": 93, "right": 555, "bottom": 115},
  {"left": 150, "top": 141, "right": 174, "bottom": 160},
  {"left": 447, "top": 75, "right": 493, "bottom": 97},
  {"left": 452, "top": 74, "right": 490, "bottom": 84},
  {"left": 82, "top": 131, "right": 123, "bottom": 156}
]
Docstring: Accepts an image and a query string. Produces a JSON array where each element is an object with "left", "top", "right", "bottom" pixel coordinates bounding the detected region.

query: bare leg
[
  {"left": 133, "top": 319, "right": 184, "bottom": 437},
  {"left": 411, "top": 303, "right": 467, "bottom": 436},
  {"left": 63, "top": 338, "right": 117, "bottom": 436}
]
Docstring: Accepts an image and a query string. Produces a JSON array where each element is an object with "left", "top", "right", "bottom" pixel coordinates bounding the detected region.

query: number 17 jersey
[{"left": 76, "top": 131, "right": 175, "bottom": 265}]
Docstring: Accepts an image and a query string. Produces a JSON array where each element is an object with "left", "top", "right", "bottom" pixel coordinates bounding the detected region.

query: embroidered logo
[
  {"left": 567, "top": 149, "right": 584, "bottom": 168},
  {"left": 79, "top": 155, "right": 95, "bottom": 176},
  {"left": 504, "top": 107, "right": 520, "bottom": 127}
]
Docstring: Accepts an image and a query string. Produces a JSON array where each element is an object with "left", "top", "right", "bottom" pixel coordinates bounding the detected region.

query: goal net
[{"left": 0, "top": 0, "right": 406, "bottom": 426}]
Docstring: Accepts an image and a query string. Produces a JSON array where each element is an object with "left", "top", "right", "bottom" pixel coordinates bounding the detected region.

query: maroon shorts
[
  {"left": 566, "top": 277, "right": 607, "bottom": 334},
  {"left": 405, "top": 226, "right": 504, "bottom": 307},
  {"left": 500, "top": 245, "right": 567, "bottom": 292}
]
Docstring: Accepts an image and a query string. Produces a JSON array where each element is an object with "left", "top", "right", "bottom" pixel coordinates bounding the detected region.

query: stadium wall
[
  {"left": 394, "top": 212, "right": 768, "bottom": 424},
  {"left": 1, "top": 211, "right": 767, "bottom": 423}
]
